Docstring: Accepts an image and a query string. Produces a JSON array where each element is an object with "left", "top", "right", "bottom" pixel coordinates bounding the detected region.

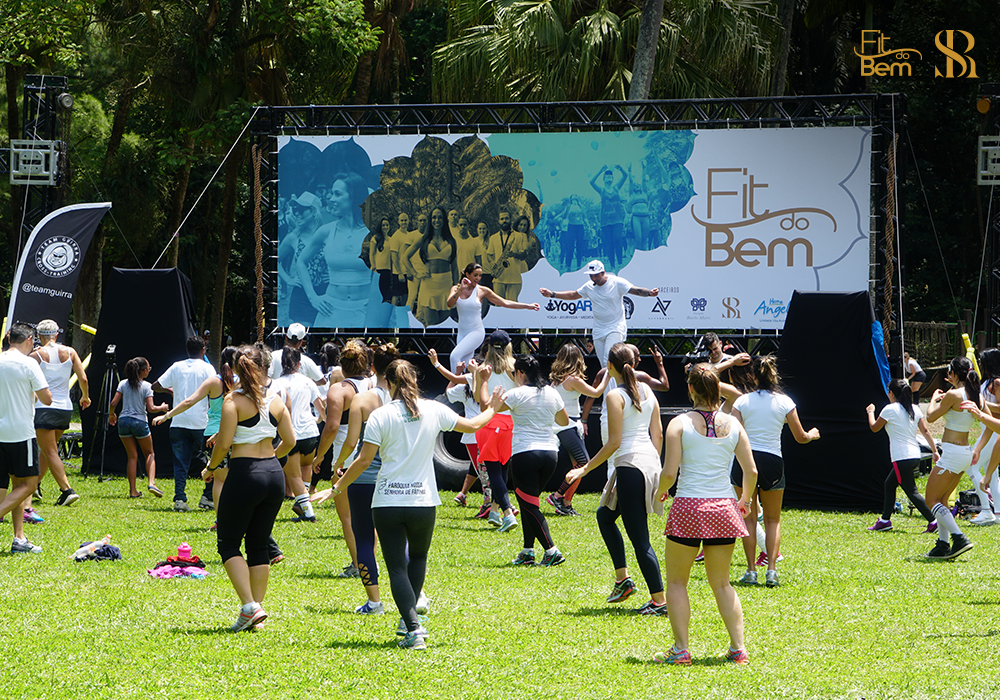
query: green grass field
[{"left": 2, "top": 458, "right": 999, "bottom": 700}]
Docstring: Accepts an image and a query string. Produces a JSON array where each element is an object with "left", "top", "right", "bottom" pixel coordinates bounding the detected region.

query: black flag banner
[{"left": 6, "top": 202, "right": 111, "bottom": 333}]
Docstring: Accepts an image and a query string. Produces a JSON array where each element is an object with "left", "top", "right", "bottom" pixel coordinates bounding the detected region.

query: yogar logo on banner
[
  {"left": 545, "top": 299, "right": 592, "bottom": 316},
  {"left": 35, "top": 236, "right": 80, "bottom": 278}
]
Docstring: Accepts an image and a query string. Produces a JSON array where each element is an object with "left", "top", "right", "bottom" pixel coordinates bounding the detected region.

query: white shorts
[{"left": 936, "top": 442, "right": 973, "bottom": 475}]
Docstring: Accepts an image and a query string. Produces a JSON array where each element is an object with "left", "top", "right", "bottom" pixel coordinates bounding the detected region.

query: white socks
[
  {"left": 756, "top": 522, "right": 767, "bottom": 554},
  {"left": 932, "top": 503, "right": 961, "bottom": 541}
]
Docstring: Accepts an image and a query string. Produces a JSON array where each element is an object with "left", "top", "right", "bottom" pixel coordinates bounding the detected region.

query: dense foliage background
[{"left": 1, "top": 0, "right": 998, "bottom": 359}]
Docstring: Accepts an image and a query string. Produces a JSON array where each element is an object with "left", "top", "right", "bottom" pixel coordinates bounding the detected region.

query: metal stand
[{"left": 85, "top": 345, "right": 118, "bottom": 481}]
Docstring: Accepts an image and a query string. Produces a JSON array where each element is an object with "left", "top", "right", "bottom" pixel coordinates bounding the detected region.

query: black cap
[{"left": 489, "top": 329, "right": 511, "bottom": 348}]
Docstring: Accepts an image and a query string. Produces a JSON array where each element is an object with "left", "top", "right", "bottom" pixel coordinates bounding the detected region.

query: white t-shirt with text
[{"left": 364, "top": 399, "right": 459, "bottom": 508}]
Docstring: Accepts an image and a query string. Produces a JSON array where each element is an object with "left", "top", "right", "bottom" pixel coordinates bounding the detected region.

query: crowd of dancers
[{"left": 3, "top": 302, "right": 997, "bottom": 662}]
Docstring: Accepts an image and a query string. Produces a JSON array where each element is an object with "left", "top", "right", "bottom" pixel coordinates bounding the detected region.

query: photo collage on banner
[{"left": 276, "top": 127, "right": 871, "bottom": 331}]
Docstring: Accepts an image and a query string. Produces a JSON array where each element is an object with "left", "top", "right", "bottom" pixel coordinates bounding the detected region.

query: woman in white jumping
[{"left": 446, "top": 262, "right": 539, "bottom": 374}]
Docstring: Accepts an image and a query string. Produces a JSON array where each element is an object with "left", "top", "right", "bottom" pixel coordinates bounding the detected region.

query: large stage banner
[{"left": 276, "top": 128, "right": 870, "bottom": 330}]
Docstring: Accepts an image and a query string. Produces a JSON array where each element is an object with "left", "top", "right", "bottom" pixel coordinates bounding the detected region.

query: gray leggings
[{"left": 371, "top": 506, "right": 436, "bottom": 633}]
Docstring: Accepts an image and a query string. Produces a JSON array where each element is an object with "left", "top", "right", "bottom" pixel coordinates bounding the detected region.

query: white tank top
[
  {"left": 676, "top": 412, "right": 740, "bottom": 499},
  {"left": 35, "top": 345, "right": 72, "bottom": 410},
  {"left": 554, "top": 378, "right": 582, "bottom": 418},
  {"left": 232, "top": 393, "right": 280, "bottom": 444},
  {"left": 456, "top": 290, "right": 484, "bottom": 337},
  {"left": 617, "top": 384, "right": 658, "bottom": 455},
  {"left": 943, "top": 388, "right": 976, "bottom": 432}
]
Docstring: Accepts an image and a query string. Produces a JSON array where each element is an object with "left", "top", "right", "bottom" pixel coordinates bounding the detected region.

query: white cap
[
  {"left": 286, "top": 323, "right": 307, "bottom": 340},
  {"left": 583, "top": 260, "right": 605, "bottom": 274},
  {"left": 290, "top": 192, "right": 321, "bottom": 209}
]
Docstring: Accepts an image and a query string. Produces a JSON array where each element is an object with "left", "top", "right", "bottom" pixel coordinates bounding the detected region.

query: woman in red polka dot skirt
[{"left": 653, "top": 364, "right": 757, "bottom": 666}]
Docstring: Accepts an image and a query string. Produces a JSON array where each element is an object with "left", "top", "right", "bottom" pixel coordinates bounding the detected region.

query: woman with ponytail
[
  {"left": 477, "top": 330, "right": 519, "bottom": 529},
  {"left": 492, "top": 354, "right": 570, "bottom": 566},
  {"left": 155, "top": 347, "right": 239, "bottom": 513},
  {"left": 566, "top": 343, "right": 666, "bottom": 613},
  {"left": 654, "top": 364, "right": 757, "bottom": 665},
  {"left": 865, "top": 378, "right": 938, "bottom": 532},
  {"left": 730, "top": 355, "right": 819, "bottom": 588},
  {"left": 923, "top": 356, "right": 982, "bottom": 559},
  {"left": 316, "top": 343, "right": 400, "bottom": 615},
  {"left": 109, "top": 357, "right": 168, "bottom": 499},
  {"left": 330, "top": 359, "right": 504, "bottom": 649},
  {"left": 202, "top": 345, "right": 295, "bottom": 631}
]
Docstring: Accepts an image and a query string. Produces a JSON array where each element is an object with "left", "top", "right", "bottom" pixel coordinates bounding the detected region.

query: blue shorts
[{"left": 118, "top": 416, "right": 151, "bottom": 439}]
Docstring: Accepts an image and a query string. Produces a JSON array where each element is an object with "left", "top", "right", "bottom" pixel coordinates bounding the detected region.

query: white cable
[{"left": 152, "top": 105, "right": 261, "bottom": 268}]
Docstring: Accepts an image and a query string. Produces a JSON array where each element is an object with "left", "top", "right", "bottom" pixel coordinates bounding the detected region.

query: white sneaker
[
  {"left": 416, "top": 590, "right": 430, "bottom": 614},
  {"left": 971, "top": 511, "right": 995, "bottom": 526},
  {"left": 355, "top": 600, "right": 384, "bottom": 615}
]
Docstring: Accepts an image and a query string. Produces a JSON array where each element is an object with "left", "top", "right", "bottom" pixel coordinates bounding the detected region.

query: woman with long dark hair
[
  {"left": 202, "top": 345, "right": 294, "bottom": 631},
  {"left": 331, "top": 360, "right": 504, "bottom": 649},
  {"left": 545, "top": 343, "right": 608, "bottom": 516},
  {"left": 923, "top": 356, "right": 982, "bottom": 559},
  {"left": 404, "top": 206, "right": 458, "bottom": 326},
  {"left": 864, "top": 378, "right": 938, "bottom": 532},
  {"left": 493, "top": 355, "right": 570, "bottom": 566},
  {"left": 446, "top": 263, "right": 540, "bottom": 373},
  {"left": 315, "top": 343, "right": 401, "bottom": 615},
  {"left": 655, "top": 364, "right": 757, "bottom": 665},
  {"left": 109, "top": 357, "right": 168, "bottom": 499},
  {"left": 731, "top": 356, "right": 819, "bottom": 587},
  {"left": 566, "top": 343, "right": 665, "bottom": 612}
]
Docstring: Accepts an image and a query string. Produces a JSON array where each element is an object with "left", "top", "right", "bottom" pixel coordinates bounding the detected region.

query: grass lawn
[{"left": 3, "top": 428, "right": 998, "bottom": 700}]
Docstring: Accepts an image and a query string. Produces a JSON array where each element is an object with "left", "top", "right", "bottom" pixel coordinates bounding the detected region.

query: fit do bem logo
[{"left": 857, "top": 30, "right": 977, "bottom": 78}]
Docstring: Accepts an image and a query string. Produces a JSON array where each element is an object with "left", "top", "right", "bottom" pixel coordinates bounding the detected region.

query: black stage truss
[{"left": 248, "top": 95, "right": 905, "bottom": 367}]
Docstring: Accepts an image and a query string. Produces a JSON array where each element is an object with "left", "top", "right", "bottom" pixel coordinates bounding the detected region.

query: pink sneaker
[
  {"left": 724, "top": 647, "right": 750, "bottom": 665},
  {"left": 755, "top": 551, "right": 783, "bottom": 566},
  {"left": 653, "top": 647, "right": 691, "bottom": 665}
]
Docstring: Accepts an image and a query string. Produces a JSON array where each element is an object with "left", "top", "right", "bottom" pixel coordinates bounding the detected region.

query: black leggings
[
  {"left": 509, "top": 449, "right": 558, "bottom": 550},
  {"left": 557, "top": 425, "right": 589, "bottom": 466},
  {"left": 217, "top": 456, "right": 285, "bottom": 567},
  {"left": 485, "top": 460, "right": 511, "bottom": 510},
  {"left": 348, "top": 482, "right": 379, "bottom": 586},
  {"left": 596, "top": 466, "right": 663, "bottom": 594},
  {"left": 883, "top": 457, "right": 935, "bottom": 522},
  {"left": 372, "top": 506, "right": 436, "bottom": 633}
]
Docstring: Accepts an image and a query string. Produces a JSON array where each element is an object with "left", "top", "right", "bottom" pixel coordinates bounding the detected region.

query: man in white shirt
[
  {"left": 153, "top": 335, "right": 216, "bottom": 511},
  {"left": 540, "top": 260, "right": 659, "bottom": 366},
  {"left": 269, "top": 323, "right": 324, "bottom": 384},
  {"left": 0, "top": 323, "right": 52, "bottom": 553}
]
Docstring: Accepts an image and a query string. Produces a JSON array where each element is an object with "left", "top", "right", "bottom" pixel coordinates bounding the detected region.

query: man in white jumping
[{"left": 540, "top": 260, "right": 658, "bottom": 367}]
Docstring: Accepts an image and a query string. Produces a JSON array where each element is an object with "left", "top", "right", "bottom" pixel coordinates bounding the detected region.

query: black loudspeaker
[
  {"left": 82, "top": 269, "right": 199, "bottom": 477},
  {"left": 777, "top": 291, "right": 891, "bottom": 512}
]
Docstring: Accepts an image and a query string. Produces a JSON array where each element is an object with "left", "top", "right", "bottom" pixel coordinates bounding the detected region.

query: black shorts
[
  {"left": 667, "top": 535, "right": 737, "bottom": 547},
  {"left": 290, "top": 435, "right": 319, "bottom": 457},
  {"left": 0, "top": 439, "right": 40, "bottom": 482},
  {"left": 732, "top": 450, "right": 785, "bottom": 491},
  {"left": 910, "top": 370, "right": 927, "bottom": 384},
  {"left": 35, "top": 408, "right": 72, "bottom": 431}
]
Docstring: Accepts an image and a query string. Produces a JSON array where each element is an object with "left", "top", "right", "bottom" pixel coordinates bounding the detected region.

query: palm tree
[{"left": 432, "top": 0, "right": 781, "bottom": 103}]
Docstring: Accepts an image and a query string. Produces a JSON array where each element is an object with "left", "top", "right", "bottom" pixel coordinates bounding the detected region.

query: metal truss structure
[
  {"left": 983, "top": 83, "right": 1000, "bottom": 349},
  {"left": 248, "top": 95, "right": 904, "bottom": 360}
]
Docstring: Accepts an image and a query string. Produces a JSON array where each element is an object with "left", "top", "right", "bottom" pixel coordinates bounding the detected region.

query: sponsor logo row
[{"left": 541, "top": 294, "right": 788, "bottom": 322}]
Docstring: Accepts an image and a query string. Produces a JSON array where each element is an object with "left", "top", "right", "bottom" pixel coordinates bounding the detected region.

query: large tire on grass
[{"left": 433, "top": 392, "right": 472, "bottom": 491}]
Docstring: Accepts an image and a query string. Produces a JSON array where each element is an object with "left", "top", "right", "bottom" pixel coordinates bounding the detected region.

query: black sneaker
[
  {"left": 55, "top": 489, "right": 80, "bottom": 506},
  {"left": 946, "top": 534, "right": 974, "bottom": 560},
  {"left": 539, "top": 548, "right": 566, "bottom": 567},
  {"left": 33, "top": 484, "right": 43, "bottom": 500},
  {"left": 561, "top": 502, "right": 580, "bottom": 516},
  {"left": 926, "top": 540, "right": 951, "bottom": 559}
]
